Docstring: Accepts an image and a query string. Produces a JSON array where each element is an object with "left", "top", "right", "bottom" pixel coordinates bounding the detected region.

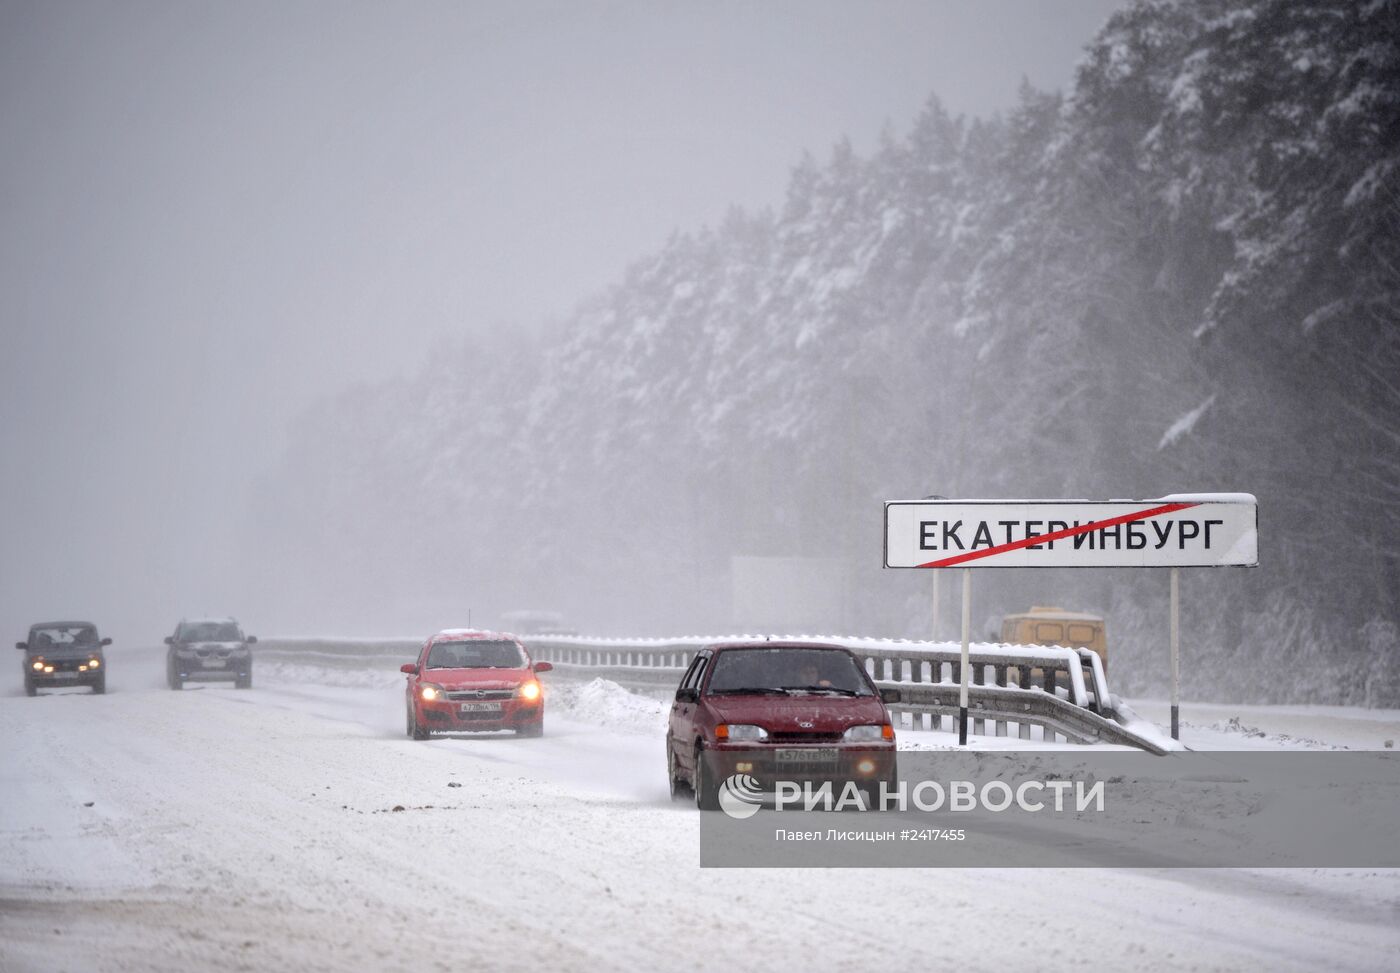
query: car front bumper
[
  {"left": 174, "top": 651, "right": 250, "bottom": 680},
  {"left": 704, "top": 743, "right": 897, "bottom": 787},
  {"left": 27, "top": 667, "right": 102, "bottom": 686},
  {"left": 417, "top": 695, "right": 542, "bottom": 731}
]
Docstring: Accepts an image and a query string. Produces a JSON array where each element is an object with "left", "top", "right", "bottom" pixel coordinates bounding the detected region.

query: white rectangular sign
[{"left": 884, "top": 495, "right": 1258, "bottom": 569}]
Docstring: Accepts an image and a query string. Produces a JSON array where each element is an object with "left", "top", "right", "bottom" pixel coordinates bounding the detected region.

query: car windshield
[
  {"left": 30, "top": 625, "right": 99, "bottom": 647},
  {"left": 704, "top": 647, "right": 873, "bottom": 696},
  {"left": 426, "top": 639, "right": 526, "bottom": 669},
  {"left": 179, "top": 622, "right": 243, "bottom": 642}
]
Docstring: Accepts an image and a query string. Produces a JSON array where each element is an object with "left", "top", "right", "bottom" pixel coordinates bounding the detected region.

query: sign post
[
  {"left": 958, "top": 568, "right": 971, "bottom": 745},
  {"left": 931, "top": 571, "right": 942, "bottom": 641},
  {"left": 1170, "top": 567, "right": 1180, "bottom": 740},
  {"left": 884, "top": 495, "right": 1257, "bottom": 745}
]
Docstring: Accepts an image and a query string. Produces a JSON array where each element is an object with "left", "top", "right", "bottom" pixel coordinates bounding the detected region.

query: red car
[
  {"left": 402, "top": 630, "right": 553, "bottom": 739},
  {"left": 666, "top": 641, "right": 899, "bottom": 809}
]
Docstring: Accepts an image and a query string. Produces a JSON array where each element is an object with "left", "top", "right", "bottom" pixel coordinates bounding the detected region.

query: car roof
[
  {"left": 179, "top": 616, "right": 240, "bottom": 625},
  {"left": 705, "top": 640, "right": 850, "bottom": 653},
  {"left": 431, "top": 628, "right": 522, "bottom": 643},
  {"left": 30, "top": 620, "right": 97, "bottom": 630}
]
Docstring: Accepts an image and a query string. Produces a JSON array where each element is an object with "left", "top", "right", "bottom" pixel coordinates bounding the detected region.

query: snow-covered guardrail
[
  {"left": 256, "top": 633, "right": 1169, "bottom": 753},
  {"left": 255, "top": 637, "right": 420, "bottom": 670},
  {"left": 524, "top": 634, "right": 1168, "bottom": 754}
]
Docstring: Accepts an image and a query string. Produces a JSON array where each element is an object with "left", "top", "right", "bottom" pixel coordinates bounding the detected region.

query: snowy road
[{"left": 3, "top": 644, "right": 1399, "bottom": 972}]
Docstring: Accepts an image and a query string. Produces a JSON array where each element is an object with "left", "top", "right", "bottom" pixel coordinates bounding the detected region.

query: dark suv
[
  {"left": 666, "top": 641, "right": 900, "bottom": 809},
  {"left": 166, "top": 618, "right": 257, "bottom": 689},
  {"left": 17, "top": 621, "right": 110, "bottom": 696}
]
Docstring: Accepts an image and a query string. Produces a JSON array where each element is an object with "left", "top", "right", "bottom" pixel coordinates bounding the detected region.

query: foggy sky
[{"left": 1, "top": 0, "right": 1121, "bottom": 642}]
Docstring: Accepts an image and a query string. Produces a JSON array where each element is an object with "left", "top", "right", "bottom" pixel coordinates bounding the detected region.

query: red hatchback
[
  {"left": 666, "top": 641, "right": 899, "bottom": 809},
  {"left": 402, "top": 630, "right": 553, "bottom": 739}
]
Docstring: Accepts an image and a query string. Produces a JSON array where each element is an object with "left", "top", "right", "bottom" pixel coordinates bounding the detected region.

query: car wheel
[
  {"left": 24, "top": 676, "right": 37, "bottom": 697},
  {"left": 516, "top": 721, "right": 544, "bottom": 738},
  {"left": 408, "top": 706, "right": 430, "bottom": 741},
  {"left": 235, "top": 669, "right": 252, "bottom": 689},
  {"left": 693, "top": 745, "right": 720, "bottom": 811},
  {"left": 92, "top": 676, "right": 106, "bottom": 695},
  {"left": 667, "top": 740, "right": 690, "bottom": 802}
]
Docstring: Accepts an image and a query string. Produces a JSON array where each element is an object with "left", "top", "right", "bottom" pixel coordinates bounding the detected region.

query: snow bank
[
  {"left": 257, "top": 660, "right": 669, "bottom": 737},
  {"left": 547, "top": 678, "right": 668, "bottom": 735}
]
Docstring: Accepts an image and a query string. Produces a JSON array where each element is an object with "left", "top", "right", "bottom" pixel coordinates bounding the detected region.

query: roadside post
[
  {"left": 959, "top": 567, "right": 971, "bottom": 744},
  {"left": 884, "top": 495, "right": 1257, "bottom": 744},
  {"left": 1171, "top": 567, "right": 1180, "bottom": 739}
]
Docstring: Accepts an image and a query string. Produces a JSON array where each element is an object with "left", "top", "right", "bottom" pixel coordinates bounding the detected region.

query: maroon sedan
[
  {"left": 402, "top": 630, "right": 553, "bottom": 739},
  {"left": 666, "top": 641, "right": 899, "bottom": 809}
]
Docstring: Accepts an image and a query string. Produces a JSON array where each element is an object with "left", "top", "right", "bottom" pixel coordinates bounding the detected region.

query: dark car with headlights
[
  {"left": 666, "top": 641, "right": 900, "bottom": 809},
  {"left": 17, "top": 621, "right": 110, "bottom": 696},
  {"left": 402, "top": 629, "right": 553, "bottom": 738},
  {"left": 166, "top": 617, "right": 257, "bottom": 689}
]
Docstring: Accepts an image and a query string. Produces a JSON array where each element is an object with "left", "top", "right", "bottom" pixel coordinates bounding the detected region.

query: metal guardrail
[
  {"left": 847, "top": 642, "right": 1098, "bottom": 710},
  {"left": 880, "top": 683, "right": 1168, "bottom": 753},
  {"left": 257, "top": 634, "right": 1167, "bottom": 753},
  {"left": 524, "top": 634, "right": 1167, "bottom": 754},
  {"left": 256, "top": 638, "right": 420, "bottom": 670}
]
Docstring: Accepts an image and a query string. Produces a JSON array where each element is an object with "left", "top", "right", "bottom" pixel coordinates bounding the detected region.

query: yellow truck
[{"left": 999, "top": 606, "right": 1108, "bottom": 672}]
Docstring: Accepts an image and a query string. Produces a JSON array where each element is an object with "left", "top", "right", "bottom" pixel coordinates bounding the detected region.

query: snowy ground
[
  {"left": 3, "top": 643, "right": 1399, "bottom": 971},
  {"left": 1124, "top": 698, "right": 1400, "bottom": 752}
]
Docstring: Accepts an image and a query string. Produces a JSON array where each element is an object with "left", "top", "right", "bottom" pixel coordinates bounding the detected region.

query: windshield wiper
[
  {"left": 781, "top": 685, "right": 862, "bottom": 696},
  {"left": 708, "top": 687, "right": 791, "bottom": 696}
]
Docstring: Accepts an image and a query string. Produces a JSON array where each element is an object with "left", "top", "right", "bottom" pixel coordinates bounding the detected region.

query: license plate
[
  {"left": 775, "top": 748, "right": 838, "bottom": 764},
  {"left": 202, "top": 659, "right": 226, "bottom": 668},
  {"left": 52, "top": 671, "right": 79, "bottom": 680},
  {"left": 460, "top": 702, "right": 502, "bottom": 713}
]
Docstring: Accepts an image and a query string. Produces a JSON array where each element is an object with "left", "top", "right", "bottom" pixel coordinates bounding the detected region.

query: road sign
[{"left": 883, "top": 495, "right": 1258, "bottom": 569}]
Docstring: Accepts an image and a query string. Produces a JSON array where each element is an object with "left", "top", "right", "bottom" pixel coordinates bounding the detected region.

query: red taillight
[{"left": 881, "top": 724, "right": 894, "bottom": 741}]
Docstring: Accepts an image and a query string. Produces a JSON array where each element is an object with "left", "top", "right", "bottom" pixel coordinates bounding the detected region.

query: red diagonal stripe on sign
[{"left": 915, "top": 501, "right": 1199, "bottom": 568}]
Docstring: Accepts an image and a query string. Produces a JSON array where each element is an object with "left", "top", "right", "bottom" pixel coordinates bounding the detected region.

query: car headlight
[
  {"left": 420, "top": 683, "right": 446, "bottom": 702},
  {"left": 31, "top": 660, "right": 43, "bottom": 671},
  {"left": 842, "top": 724, "right": 893, "bottom": 743},
  {"left": 517, "top": 681, "right": 541, "bottom": 701},
  {"left": 88, "top": 659, "right": 100, "bottom": 669},
  {"left": 717, "top": 723, "right": 768, "bottom": 742}
]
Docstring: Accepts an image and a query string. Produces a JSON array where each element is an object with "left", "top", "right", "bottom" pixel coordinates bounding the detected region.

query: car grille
[
  {"left": 768, "top": 731, "right": 842, "bottom": 743},
  {"left": 42, "top": 659, "right": 86, "bottom": 673},
  {"left": 455, "top": 710, "right": 504, "bottom": 722},
  {"left": 446, "top": 690, "right": 513, "bottom": 701}
]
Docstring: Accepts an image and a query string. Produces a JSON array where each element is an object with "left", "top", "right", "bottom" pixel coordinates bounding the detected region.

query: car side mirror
[
  {"left": 532, "top": 661, "right": 553, "bottom": 673},
  {"left": 246, "top": 635, "right": 258, "bottom": 644},
  {"left": 15, "top": 642, "right": 26, "bottom": 651},
  {"left": 100, "top": 638, "right": 112, "bottom": 646},
  {"left": 400, "top": 663, "right": 418, "bottom": 675},
  {"left": 675, "top": 687, "right": 698, "bottom": 703},
  {"left": 164, "top": 636, "right": 174, "bottom": 645},
  {"left": 879, "top": 688, "right": 902, "bottom": 704}
]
